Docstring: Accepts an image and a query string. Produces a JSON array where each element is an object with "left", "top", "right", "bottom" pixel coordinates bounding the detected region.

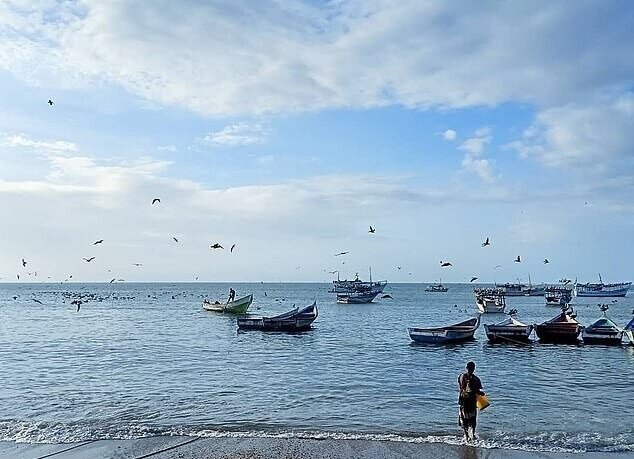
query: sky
[{"left": 1, "top": 0, "right": 633, "bottom": 283}]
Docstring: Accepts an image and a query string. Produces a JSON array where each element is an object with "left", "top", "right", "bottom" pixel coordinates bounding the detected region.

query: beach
[{"left": 1, "top": 436, "right": 632, "bottom": 459}]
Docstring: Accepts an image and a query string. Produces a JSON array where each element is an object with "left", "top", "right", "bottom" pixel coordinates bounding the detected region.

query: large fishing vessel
[
  {"left": 496, "top": 276, "right": 545, "bottom": 296},
  {"left": 331, "top": 268, "right": 387, "bottom": 304},
  {"left": 574, "top": 275, "right": 631, "bottom": 297}
]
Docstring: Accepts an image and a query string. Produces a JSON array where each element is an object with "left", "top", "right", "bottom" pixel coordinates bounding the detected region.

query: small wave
[{"left": 0, "top": 420, "right": 632, "bottom": 453}]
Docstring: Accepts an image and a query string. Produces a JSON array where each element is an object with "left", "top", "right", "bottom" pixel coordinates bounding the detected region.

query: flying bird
[
  {"left": 173, "top": 237, "right": 179, "bottom": 243},
  {"left": 543, "top": 258, "right": 549, "bottom": 264},
  {"left": 514, "top": 255, "right": 521, "bottom": 263},
  {"left": 440, "top": 261, "right": 452, "bottom": 267},
  {"left": 132, "top": 263, "right": 143, "bottom": 267},
  {"left": 21, "top": 258, "right": 27, "bottom": 267},
  {"left": 31, "top": 299, "right": 43, "bottom": 304},
  {"left": 494, "top": 265, "right": 503, "bottom": 270},
  {"left": 93, "top": 240, "right": 104, "bottom": 245},
  {"left": 152, "top": 198, "right": 161, "bottom": 205},
  {"left": 48, "top": 99, "right": 53, "bottom": 106},
  {"left": 470, "top": 277, "right": 478, "bottom": 283},
  {"left": 230, "top": 244, "right": 236, "bottom": 252},
  {"left": 16, "top": 274, "right": 20, "bottom": 280},
  {"left": 481, "top": 237, "right": 490, "bottom": 247},
  {"left": 83, "top": 257, "right": 96, "bottom": 262},
  {"left": 335, "top": 252, "right": 349, "bottom": 256},
  {"left": 328, "top": 270, "right": 338, "bottom": 274},
  {"left": 109, "top": 278, "right": 116, "bottom": 283},
  {"left": 369, "top": 226, "right": 375, "bottom": 233},
  {"left": 210, "top": 243, "right": 223, "bottom": 249},
  {"left": 397, "top": 266, "right": 402, "bottom": 270}
]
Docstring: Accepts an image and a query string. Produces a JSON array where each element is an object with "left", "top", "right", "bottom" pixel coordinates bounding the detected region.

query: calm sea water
[{"left": 0, "top": 282, "right": 632, "bottom": 452}]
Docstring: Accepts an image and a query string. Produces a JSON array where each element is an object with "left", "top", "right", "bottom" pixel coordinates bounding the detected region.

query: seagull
[
  {"left": 381, "top": 294, "right": 393, "bottom": 299},
  {"left": 48, "top": 99, "right": 53, "bottom": 106},
  {"left": 93, "top": 240, "right": 104, "bottom": 245},
  {"left": 31, "top": 299, "right": 43, "bottom": 304},
  {"left": 335, "top": 252, "right": 348, "bottom": 256},
  {"left": 543, "top": 258, "right": 549, "bottom": 264},
  {"left": 514, "top": 255, "right": 521, "bottom": 263},
  {"left": 132, "top": 263, "right": 143, "bottom": 267},
  {"left": 22, "top": 258, "right": 27, "bottom": 267},
  {"left": 470, "top": 277, "right": 478, "bottom": 283},
  {"left": 83, "top": 257, "right": 96, "bottom": 262},
  {"left": 440, "top": 261, "right": 452, "bottom": 267},
  {"left": 210, "top": 243, "right": 223, "bottom": 249},
  {"left": 481, "top": 237, "right": 490, "bottom": 247},
  {"left": 494, "top": 265, "right": 503, "bottom": 270},
  {"left": 16, "top": 274, "right": 20, "bottom": 280},
  {"left": 109, "top": 278, "right": 116, "bottom": 283},
  {"left": 328, "top": 270, "right": 338, "bottom": 274},
  {"left": 230, "top": 244, "right": 236, "bottom": 252},
  {"left": 369, "top": 226, "right": 375, "bottom": 233},
  {"left": 173, "top": 237, "right": 179, "bottom": 243},
  {"left": 397, "top": 266, "right": 402, "bottom": 270},
  {"left": 152, "top": 198, "right": 161, "bottom": 205}
]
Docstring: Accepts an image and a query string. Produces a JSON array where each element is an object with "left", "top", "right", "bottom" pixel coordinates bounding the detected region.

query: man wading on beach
[{"left": 458, "top": 361, "right": 485, "bottom": 442}]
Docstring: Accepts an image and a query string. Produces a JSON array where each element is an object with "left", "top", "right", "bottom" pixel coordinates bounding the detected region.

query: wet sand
[{"left": 0, "top": 436, "right": 629, "bottom": 459}]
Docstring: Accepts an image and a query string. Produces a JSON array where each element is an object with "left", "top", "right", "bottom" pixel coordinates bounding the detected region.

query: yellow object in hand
[{"left": 476, "top": 394, "right": 490, "bottom": 410}]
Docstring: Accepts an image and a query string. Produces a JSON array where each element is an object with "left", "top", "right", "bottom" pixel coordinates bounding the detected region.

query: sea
[{"left": 0, "top": 282, "right": 632, "bottom": 453}]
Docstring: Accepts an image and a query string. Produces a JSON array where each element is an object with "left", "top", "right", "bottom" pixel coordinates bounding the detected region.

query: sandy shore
[{"left": 0, "top": 436, "right": 630, "bottom": 459}]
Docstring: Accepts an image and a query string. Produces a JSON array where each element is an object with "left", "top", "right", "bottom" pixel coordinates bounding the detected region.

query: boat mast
[{"left": 369, "top": 266, "right": 372, "bottom": 283}]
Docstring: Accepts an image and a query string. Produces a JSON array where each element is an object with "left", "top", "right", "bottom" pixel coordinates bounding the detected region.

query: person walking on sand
[
  {"left": 458, "top": 361, "right": 485, "bottom": 442},
  {"left": 228, "top": 288, "right": 236, "bottom": 303}
]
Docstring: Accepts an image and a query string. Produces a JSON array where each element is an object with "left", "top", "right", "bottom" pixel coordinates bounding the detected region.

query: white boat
[
  {"left": 474, "top": 288, "right": 506, "bottom": 313},
  {"left": 336, "top": 290, "right": 381, "bottom": 304},
  {"left": 545, "top": 286, "right": 573, "bottom": 306},
  {"left": 574, "top": 275, "right": 631, "bottom": 297},
  {"left": 202, "top": 294, "right": 253, "bottom": 313},
  {"left": 330, "top": 268, "right": 387, "bottom": 294},
  {"left": 484, "top": 316, "right": 533, "bottom": 343}
]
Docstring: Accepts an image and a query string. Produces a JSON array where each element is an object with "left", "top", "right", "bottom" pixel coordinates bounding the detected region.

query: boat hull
[
  {"left": 476, "top": 298, "right": 505, "bottom": 313},
  {"left": 484, "top": 324, "right": 533, "bottom": 343},
  {"left": 534, "top": 324, "right": 581, "bottom": 344},
  {"left": 202, "top": 294, "right": 253, "bottom": 313},
  {"left": 626, "top": 330, "right": 634, "bottom": 345},
  {"left": 574, "top": 282, "right": 631, "bottom": 297},
  {"left": 238, "top": 303, "right": 318, "bottom": 332},
  {"left": 336, "top": 291, "right": 380, "bottom": 304},
  {"left": 582, "top": 328, "right": 623, "bottom": 345}
]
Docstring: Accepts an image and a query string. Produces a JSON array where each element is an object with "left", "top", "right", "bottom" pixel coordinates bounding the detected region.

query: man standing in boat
[
  {"left": 458, "top": 361, "right": 485, "bottom": 442},
  {"left": 228, "top": 288, "right": 236, "bottom": 303}
]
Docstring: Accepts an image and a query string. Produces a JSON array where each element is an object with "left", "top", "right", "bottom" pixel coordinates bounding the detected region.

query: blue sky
[{"left": 1, "top": 1, "right": 633, "bottom": 283}]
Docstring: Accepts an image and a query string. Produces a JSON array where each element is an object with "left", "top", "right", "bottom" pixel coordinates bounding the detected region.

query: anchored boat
[
  {"left": 545, "top": 286, "right": 573, "bottom": 306},
  {"left": 425, "top": 279, "right": 448, "bottom": 292},
  {"left": 574, "top": 275, "right": 631, "bottom": 297},
  {"left": 407, "top": 317, "right": 480, "bottom": 344},
  {"left": 484, "top": 315, "right": 533, "bottom": 343},
  {"left": 534, "top": 306, "right": 582, "bottom": 344},
  {"left": 474, "top": 288, "right": 506, "bottom": 313},
  {"left": 582, "top": 305, "right": 623, "bottom": 345},
  {"left": 202, "top": 294, "right": 253, "bottom": 314},
  {"left": 237, "top": 302, "right": 318, "bottom": 332}
]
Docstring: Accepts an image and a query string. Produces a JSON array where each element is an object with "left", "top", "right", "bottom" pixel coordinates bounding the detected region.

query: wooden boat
[
  {"left": 474, "top": 288, "right": 506, "bottom": 313},
  {"left": 202, "top": 294, "right": 253, "bottom": 313},
  {"left": 237, "top": 302, "right": 318, "bottom": 331},
  {"left": 534, "top": 307, "right": 582, "bottom": 344},
  {"left": 624, "top": 315, "right": 634, "bottom": 345},
  {"left": 336, "top": 290, "right": 380, "bottom": 304},
  {"left": 484, "top": 316, "right": 533, "bottom": 343},
  {"left": 582, "top": 305, "right": 622, "bottom": 345},
  {"left": 407, "top": 317, "right": 480, "bottom": 344}
]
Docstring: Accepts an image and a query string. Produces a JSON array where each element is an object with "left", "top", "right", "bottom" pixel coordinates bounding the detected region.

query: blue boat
[
  {"left": 407, "top": 317, "right": 480, "bottom": 344},
  {"left": 582, "top": 305, "right": 623, "bottom": 345}
]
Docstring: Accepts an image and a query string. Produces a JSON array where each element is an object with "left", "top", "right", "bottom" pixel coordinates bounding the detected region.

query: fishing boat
[
  {"left": 582, "top": 305, "right": 623, "bottom": 345},
  {"left": 474, "top": 288, "right": 506, "bottom": 313},
  {"left": 534, "top": 306, "right": 582, "bottom": 344},
  {"left": 425, "top": 279, "right": 448, "bottom": 292},
  {"left": 407, "top": 317, "right": 480, "bottom": 344},
  {"left": 237, "top": 302, "right": 318, "bottom": 331},
  {"left": 330, "top": 268, "right": 387, "bottom": 294},
  {"left": 484, "top": 315, "right": 533, "bottom": 343},
  {"left": 202, "top": 294, "right": 253, "bottom": 314},
  {"left": 545, "top": 286, "right": 573, "bottom": 306},
  {"left": 496, "top": 275, "right": 545, "bottom": 296},
  {"left": 574, "top": 275, "right": 631, "bottom": 297},
  {"left": 336, "top": 290, "right": 381, "bottom": 304},
  {"left": 624, "top": 314, "right": 634, "bottom": 345}
]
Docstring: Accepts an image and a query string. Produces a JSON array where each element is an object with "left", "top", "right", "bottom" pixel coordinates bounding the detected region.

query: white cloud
[
  {"left": 203, "top": 123, "right": 266, "bottom": 146},
  {"left": 4, "top": 134, "right": 78, "bottom": 153},
  {"left": 458, "top": 127, "right": 495, "bottom": 183},
  {"left": 441, "top": 129, "right": 456, "bottom": 141},
  {"left": 508, "top": 95, "right": 634, "bottom": 170},
  {"left": 157, "top": 145, "right": 178, "bottom": 152},
  {"left": 1, "top": 2, "right": 632, "bottom": 115}
]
